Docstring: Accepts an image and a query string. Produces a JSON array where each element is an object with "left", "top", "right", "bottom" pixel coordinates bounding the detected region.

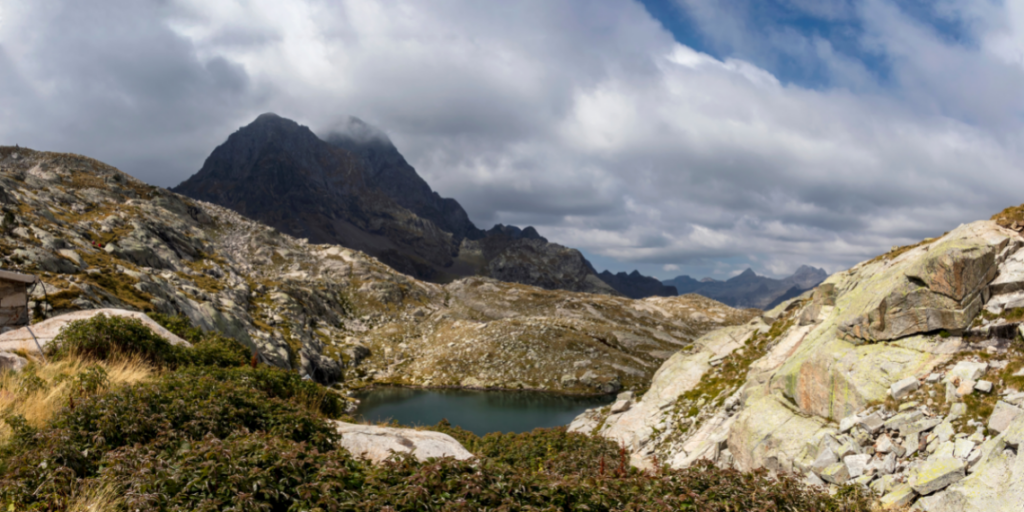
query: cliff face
[
  {"left": 573, "top": 217, "right": 1024, "bottom": 510},
  {"left": 0, "top": 145, "right": 755, "bottom": 395}
]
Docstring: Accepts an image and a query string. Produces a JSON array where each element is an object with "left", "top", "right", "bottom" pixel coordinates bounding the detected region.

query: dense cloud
[{"left": 2, "top": 0, "right": 1023, "bottom": 280}]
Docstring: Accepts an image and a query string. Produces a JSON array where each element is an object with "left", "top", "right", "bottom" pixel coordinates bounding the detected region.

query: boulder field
[{"left": 572, "top": 219, "right": 1024, "bottom": 510}]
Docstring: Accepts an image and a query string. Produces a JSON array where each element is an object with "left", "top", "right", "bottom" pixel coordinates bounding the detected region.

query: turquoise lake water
[{"left": 354, "top": 387, "right": 615, "bottom": 436}]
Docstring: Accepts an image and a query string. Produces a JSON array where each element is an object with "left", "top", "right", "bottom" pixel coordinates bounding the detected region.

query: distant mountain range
[
  {"left": 662, "top": 265, "right": 828, "bottom": 309},
  {"left": 174, "top": 114, "right": 617, "bottom": 295}
]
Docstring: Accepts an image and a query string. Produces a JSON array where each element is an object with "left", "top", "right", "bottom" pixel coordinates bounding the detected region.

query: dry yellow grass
[
  {"left": 66, "top": 484, "right": 122, "bottom": 512},
  {"left": 0, "top": 354, "right": 155, "bottom": 443}
]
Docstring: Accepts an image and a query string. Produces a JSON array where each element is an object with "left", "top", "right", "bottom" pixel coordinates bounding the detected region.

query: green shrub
[
  {"left": 52, "top": 364, "right": 109, "bottom": 397},
  {"left": 0, "top": 369, "right": 339, "bottom": 508},
  {"left": 176, "top": 365, "right": 348, "bottom": 418},
  {"left": 431, "top": 420, "right": 622, "bottom": 475},
  {"left": 45, "top": 314, "right": 182, "bottom": 365},
  {"left": 147, "top": 312, "right": 204, "bottom": 343},
  {"left": 99, "top": 433, "right": 364, "bottom": 511},
  {"left": 186, "top": 333, "right": 252, "bottom": 368},
  {"left": 46, "top": 313, "right": 252, "bottom": 370}
]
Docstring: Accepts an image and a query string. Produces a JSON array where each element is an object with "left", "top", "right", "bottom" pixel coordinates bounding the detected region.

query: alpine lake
[{"left": 354, "top": 387, "right": 616, "bottom": 436}]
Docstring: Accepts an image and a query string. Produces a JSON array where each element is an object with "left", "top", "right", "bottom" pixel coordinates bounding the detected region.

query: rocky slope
[
  {"left": 0, "top": 145, "right": 755, "bottom": 394},
  {"left": 572, "top": 218, "right": 1024, "bottom": 510},
  {"left": 664, "top": 265, "right": 828, "bottom": 309},
  {"left": 598, "top": 270, "right": 678, "bottom": 299}
]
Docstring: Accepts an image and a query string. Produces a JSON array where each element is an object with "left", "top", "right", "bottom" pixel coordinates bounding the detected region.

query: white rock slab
[
  {"left": 331, "top": 421, "right": 474, "bottom": 464},
  {"left": 0, "top": 308, "right": 190, "bottom": 353}
]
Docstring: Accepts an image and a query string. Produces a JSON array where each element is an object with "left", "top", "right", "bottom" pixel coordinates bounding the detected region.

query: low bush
[
  {"left": 46, "top": 313, "right": 253, "bottom": 369},
  {"left": 175, "top": 365, "right": 349, "bottom": 418},
  {"left": 147, "top": 312, "right": 205, "bottom": 343},
  {"left": 431, "top": 419, "right": 622, "bottom": 475},
  {"left": 0, "top": 368, "right": 339, "bottom": 508},
  {"left": 99, "top": 433, "right": 365, "bottom": 511},
  {"left": 45, "top": 314, "right": 180, "bottom": 364}
]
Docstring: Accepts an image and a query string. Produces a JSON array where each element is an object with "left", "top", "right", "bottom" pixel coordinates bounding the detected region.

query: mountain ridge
[
  {"left": 663, "top": 265, "right": 828, "bottom": 309},
  {"left": 174, "top": 113, "right": 621, "bottom": 295}
]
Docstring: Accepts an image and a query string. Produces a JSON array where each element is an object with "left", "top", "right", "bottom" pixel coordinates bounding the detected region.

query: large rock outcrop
[{"left": 572, "top": 219, "right": 1024, "bottom": 510}]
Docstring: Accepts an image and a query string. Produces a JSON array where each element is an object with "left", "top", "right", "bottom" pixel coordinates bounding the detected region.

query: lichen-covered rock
[
  {"left": 909, "top": 457, "right": 966, "bottom": 495},
  {"left": 879, "top": 484, "right": 916, "bottom": 509},
  {"left": 988, "top": 401, "right": 1023, "bottom": 434},
  {"left": 914, "top": 447, "right": 1024, "bottom": 512},
  {"left": 568, "top": 318, "right": 766, "bottom": 465},
  {"left": 568, "top": 215, "right": 1024, "bottom": 511},
  {"left": 728, "top": 391, "right": 829, "bottom": 473},
  {"left": 837, "top": 222, "right": 1015, "bottom": 342}
]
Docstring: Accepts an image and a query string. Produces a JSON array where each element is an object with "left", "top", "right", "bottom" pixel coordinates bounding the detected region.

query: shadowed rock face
[
  {"left": 323, "top": 117, "right": 482, "bottom": 243},
  {"left": 598, "top": 270, "right": 677, "bottom": 299}
]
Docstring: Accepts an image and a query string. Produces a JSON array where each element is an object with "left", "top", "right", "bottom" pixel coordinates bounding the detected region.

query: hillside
[
  {"left": 574, "top": 216, "right": 1024, "bottom": 510},
  {"left": 0, "top": 146, "right": 755, "bottom": 394}
]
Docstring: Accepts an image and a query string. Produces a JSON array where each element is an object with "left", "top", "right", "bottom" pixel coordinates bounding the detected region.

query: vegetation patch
[
  {"left": 46, "top": 313, "right": 254, "bottom": 371},
  {"left": 991, "top": 203, "right": 1024, "bottom": 228}
]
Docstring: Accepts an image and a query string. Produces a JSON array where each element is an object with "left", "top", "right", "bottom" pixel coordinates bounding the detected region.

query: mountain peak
[{"left": 727, "top": 268, "right": 758, "bottom": 283}]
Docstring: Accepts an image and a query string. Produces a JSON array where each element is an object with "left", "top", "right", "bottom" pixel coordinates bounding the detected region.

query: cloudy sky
[{"left": 2, "top": 0, "right": 1024, "bottom": 280}]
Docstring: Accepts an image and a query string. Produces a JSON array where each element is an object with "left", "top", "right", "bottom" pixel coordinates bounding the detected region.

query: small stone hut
[{"left": 0, "top": 269, "right": 35, "bottom": 330}]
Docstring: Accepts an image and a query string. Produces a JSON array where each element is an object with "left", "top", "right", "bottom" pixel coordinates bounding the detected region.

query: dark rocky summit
[
  {"left": 663, "top": 265, "right": 827, "bottom": 309},
  {"left": 173, "top": 113, "right": 458, "bottom": 280},
  {"left": 597, "top": 270, "right": 677, "bottom": 299},
  {"left": 174, "top": 114, "right": 617, "bottom": 293}
]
